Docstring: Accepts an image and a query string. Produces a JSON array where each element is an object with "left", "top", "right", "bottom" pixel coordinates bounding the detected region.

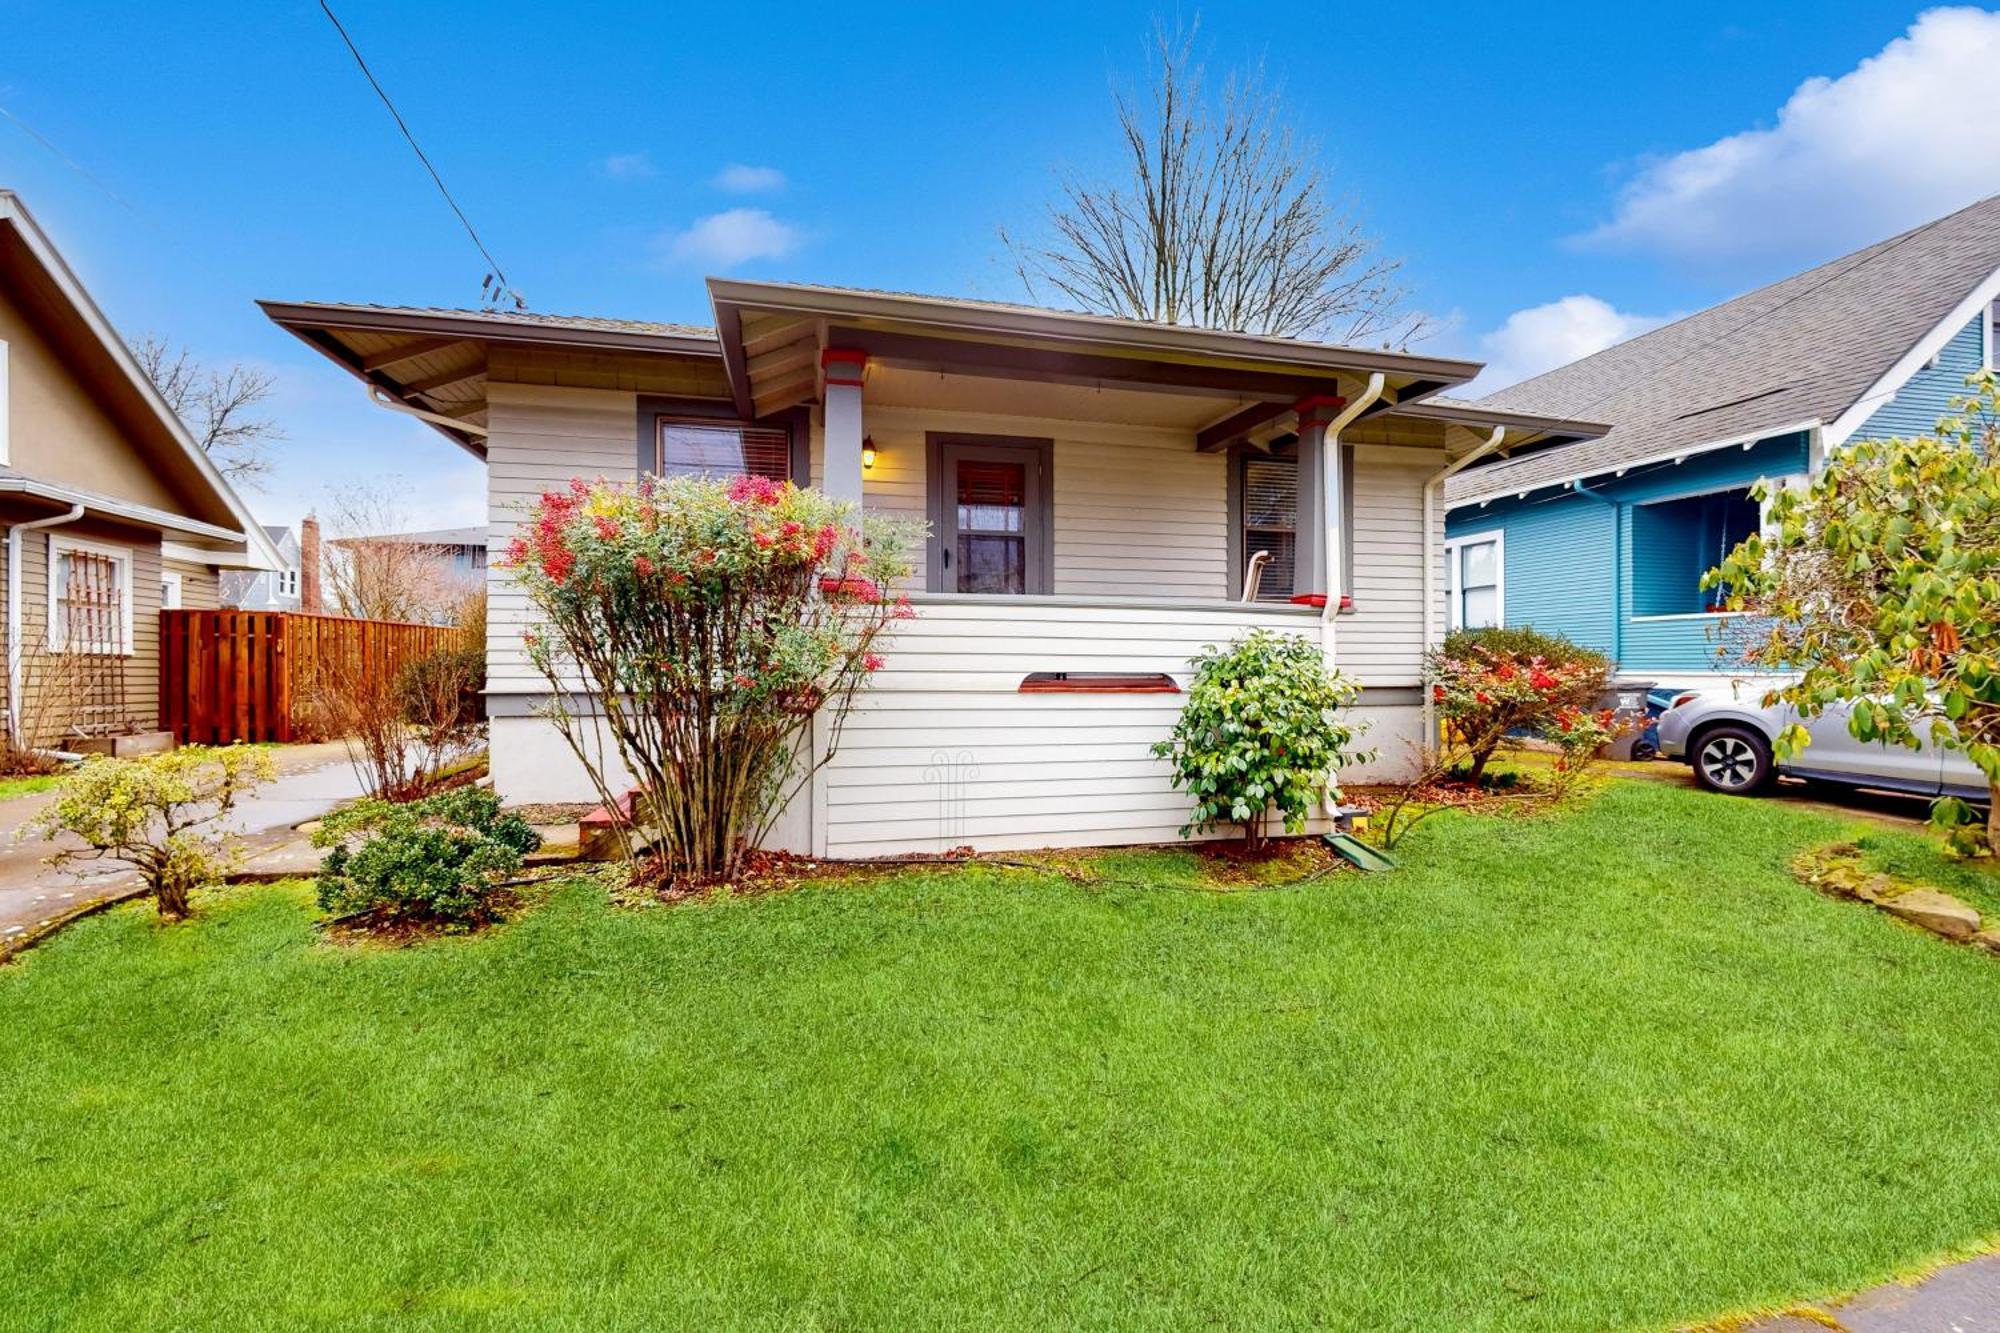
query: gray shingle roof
[
  {"left": 288, "top": 303, "right": 717, "bottom": 340},
  {"left": 1446, "top": 194, "right": 2000, "bottom": 506}
]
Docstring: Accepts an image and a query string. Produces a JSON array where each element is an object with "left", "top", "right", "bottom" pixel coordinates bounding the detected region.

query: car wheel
[{"left": 1692, "top": 725, "right": 1773, "bottom": 795}]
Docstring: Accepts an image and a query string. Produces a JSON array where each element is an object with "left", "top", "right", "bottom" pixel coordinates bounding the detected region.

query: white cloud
[
  {"left": 602, "top": 152, "right": 655, "bottom": 179},
  {"left": 660, "top": 208, "right": 801, "bottom": 268},
  {"left": 1465, "top": 295, "right": 1671, "bottom": 394},
  {"left": 713, "top": 163, "right": 785, "bottom": 194},
  {"left": 1579, "top": 7, "right": 2000, "bottom": 262}
]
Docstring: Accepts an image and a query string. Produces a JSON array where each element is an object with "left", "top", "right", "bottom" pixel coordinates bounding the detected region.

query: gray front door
[{"left": 929, "top": 438, "right": 1050, "bottom": 594}]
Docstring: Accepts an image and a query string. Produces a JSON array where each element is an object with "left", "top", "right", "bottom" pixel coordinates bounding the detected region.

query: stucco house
[
  {"left": 1444, "top": 194, "right": 2000, "bottom": 687},
  {"left": 264, "top": 284, "right": 1602, "bottom": 854},
  {"left": 0, "top": 192, "right": 281, "bottom": 752}
]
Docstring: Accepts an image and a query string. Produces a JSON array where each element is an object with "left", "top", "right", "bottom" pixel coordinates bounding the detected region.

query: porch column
[
  {"left": 1291, "top": 395, "right": 1346, "bottom": 606},
  {"left": 820, "top": 348, "right": 867, "bottom": 510}
]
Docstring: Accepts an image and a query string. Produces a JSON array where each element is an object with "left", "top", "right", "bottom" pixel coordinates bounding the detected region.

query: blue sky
[{"left": 2, "top": 1, "right": 1996, "bottom": 535}]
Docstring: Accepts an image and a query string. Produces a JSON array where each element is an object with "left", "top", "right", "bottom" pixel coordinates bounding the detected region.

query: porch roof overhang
[
  {"left": 0, "top": 469, "right": 249, "bottom": 546},
  {"left": 256, "top": 300, "right": 724, "bottom": 460},
  {"left": 1384, "top": 397, "right": 1612, "bottom": 460},
  {"left": 706, "top": 279, "right": 1484, "bottom": 438}
]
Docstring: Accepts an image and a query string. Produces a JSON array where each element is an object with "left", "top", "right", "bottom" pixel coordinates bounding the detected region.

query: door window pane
[{"left": 956, "top": 460, "right": 1027, "bottom": 594}]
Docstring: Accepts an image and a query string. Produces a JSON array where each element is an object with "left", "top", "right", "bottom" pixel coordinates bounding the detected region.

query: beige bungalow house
[
  {"left": 263, "top": 283, "right": 1603, "bottom": 854},
  {"left": 0, "top": 192, "right": 281, "bottom": 753}
]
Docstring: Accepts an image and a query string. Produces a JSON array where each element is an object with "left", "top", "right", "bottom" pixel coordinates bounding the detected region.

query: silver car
[{"left": 1656, "top": 682, "right": 1990, "bottom": 801}]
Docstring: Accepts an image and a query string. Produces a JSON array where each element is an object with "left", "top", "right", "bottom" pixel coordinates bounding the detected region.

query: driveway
[{"left": 0, "top": 742, "right": 362, "bottom": 947}]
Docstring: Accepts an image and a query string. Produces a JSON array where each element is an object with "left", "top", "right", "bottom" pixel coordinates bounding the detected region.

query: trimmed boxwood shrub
[{"left": 312, "top": 787, "right": 541, "bottom": 926}]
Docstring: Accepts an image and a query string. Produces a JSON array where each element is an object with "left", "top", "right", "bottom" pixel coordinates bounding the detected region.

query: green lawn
[
  {"left": 0, "top": 773, "right": 61, "bottom": 802},
  {"left": 5, "top": 781, "right": 2000, "bottom": 1331}
]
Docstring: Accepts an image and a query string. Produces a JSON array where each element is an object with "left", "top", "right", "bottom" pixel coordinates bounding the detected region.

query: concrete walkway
[
  {"left": 1735, "top": 1251, "right": 2000, "bottom": 1331},
  {"left": 0, "top": 742, "right": 361, "bottom": 947}
]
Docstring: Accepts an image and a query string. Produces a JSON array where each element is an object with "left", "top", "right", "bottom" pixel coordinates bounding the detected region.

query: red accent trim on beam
[
  {"left": 820, "top": 347, "right": 867, "bottom": 387},
  {"left": 1293, "top": 394, "right": 1348, "bottom": 427}
]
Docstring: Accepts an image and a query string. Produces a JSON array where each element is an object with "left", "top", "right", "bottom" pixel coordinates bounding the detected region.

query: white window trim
[
  {"left": 276, "top": 567, "right": 300, "bottom": 599},
  {"left": 1986, "top": 299, "right": 1996, "bottom": 372},
  {"left": 1443, "top": 528, "right": 1504, "bottom": 631},
  {"left": 0, "top": 338, "right": 10, "bottom": 466},
  {"left": 47, "top": 533, "right": 135, "bottom": 656},
  {"left": 160, "top": 570, "right": 183, "bottom": 610}
]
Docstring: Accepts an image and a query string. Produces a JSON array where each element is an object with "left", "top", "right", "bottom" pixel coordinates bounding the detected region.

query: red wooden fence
[{"left": 159, "top": 610, "right": 464, "bottom": 744}]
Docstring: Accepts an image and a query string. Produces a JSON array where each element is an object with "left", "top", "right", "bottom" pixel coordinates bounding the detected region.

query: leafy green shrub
[
  {"left": 31, "top": 746, "right": 275, "bottom": 919},
  {"left": 1152, "top": 628, "right": 1370, "bottom": 850},
  {"left": 312, "top": 787, "right": 541, "bottom": 925},
  {"left": 1427, "top": 627, "right": 1611, "bottom": 783}
]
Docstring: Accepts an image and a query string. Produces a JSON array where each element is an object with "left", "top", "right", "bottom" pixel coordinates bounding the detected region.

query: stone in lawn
[
  {"left": 1881, "top": 888, "right": 1981, "bottom": 940},
  {"left": 1971, "top": 929, "right": 2000, "bottom": 955}
]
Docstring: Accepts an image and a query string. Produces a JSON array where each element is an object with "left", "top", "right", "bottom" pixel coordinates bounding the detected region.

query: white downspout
[
  {"left": 1421, "top": 426, "right": 1508, "bottom": 743},
  {"left": 8, "top": 504, "right": 85, "bottom": 748},
  {"left": 1318, "top": 372, "right": 1383, "bottom": 821},
  {"left": 368, "top": 385, "right": 491, "bottom": 438}
]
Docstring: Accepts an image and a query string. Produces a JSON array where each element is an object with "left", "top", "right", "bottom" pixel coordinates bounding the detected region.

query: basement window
[{"left": 1018, "top": 671, "right": 1180, "bottom": 694}]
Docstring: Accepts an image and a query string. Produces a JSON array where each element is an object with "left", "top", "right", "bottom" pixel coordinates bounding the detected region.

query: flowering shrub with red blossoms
[
  {"left": 508, "top": 474, "right": 922, "bottom": 880},
  {"left": 1425, "top": 627, "right": 1612, "bottom": 783}
]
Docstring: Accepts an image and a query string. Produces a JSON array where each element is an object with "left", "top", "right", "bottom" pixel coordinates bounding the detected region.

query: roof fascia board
[
  {"left": 0, "top": 475, "right": 246, "bottom": 542},
  {"left": 256, "top": 301, "right": 723, "bottom": 359},
  {"left": 1822, "top": 262, "right": 2000, "bottom": 448},
  {"left": 0, "top": 195, "right": 284, "bottom": 571},
  {"left": 1446, "top": 417, "right": 1824, "bottom": 510},
  {"left": 707, "top": 278, "right": 1482, "bottom": 384},
  {"left": 1389, "top": 399, "right": 1612, "bottom": 439}
]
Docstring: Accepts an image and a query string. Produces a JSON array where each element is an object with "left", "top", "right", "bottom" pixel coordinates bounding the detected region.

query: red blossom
[
  {"left": 633, "top": 555, "right": 655, "bottom": 577},
  {"left": 752, "top": 531, "right": 776, "bottom": 548},
  {"left": 727, "top": 474, "right": 785, "bottom": 506},
  {"left": 862, "top": 653, "right": 885, "bottom": 672}
]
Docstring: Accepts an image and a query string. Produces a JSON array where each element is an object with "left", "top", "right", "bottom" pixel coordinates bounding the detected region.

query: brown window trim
[
  {"left": 1018, "top": 671, "right": 1180, "bottom": 694},
  {"left": 635, "top": 395, "right": 807, "bottom": 483},
  {"left": 1224, "top": 441, "right": 1355, "bottom": 602}
]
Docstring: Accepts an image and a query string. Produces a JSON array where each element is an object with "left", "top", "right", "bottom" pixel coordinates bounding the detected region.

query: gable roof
[
  {"left": 1446, "top": 193, "right": 2000, "bottom": 507},
  {"left": 0, "top": 192, "right": 283, "bottom": 569}
]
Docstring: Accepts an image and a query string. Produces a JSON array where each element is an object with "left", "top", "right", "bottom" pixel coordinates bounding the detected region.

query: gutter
[
  {"left": 1421, "top": 427, "right": 1508, "bottom": 742},
  {"left": 1570, "top": 480, "right": 1624, "bottom": 666},
  {"left": 7, "top": 504, "right": 84, "bottom": 748}
]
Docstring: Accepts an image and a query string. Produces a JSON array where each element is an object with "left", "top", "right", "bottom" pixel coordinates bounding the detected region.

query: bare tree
[
  {"left": 1003, "top": 20, "right": 1426, "bottom": 347},
  {"left": 319, "top": 482, "right": 473, "bottom": 625},
  {"left": 128, "top": 333, "right": 282, "bottom": 485}
]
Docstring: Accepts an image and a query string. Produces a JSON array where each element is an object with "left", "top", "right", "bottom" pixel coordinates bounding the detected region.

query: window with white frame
[
  {"left": 1444, "top": 531, "right": 1503, "bottom": 630},
  {"left": 277, "top": 567, "right": 300, "bottom": 599},
  {"left": 48, "top": 535, "right": 133, "bottom": 654},
  {"left": 160, "top": 571, "right": 183, "bottom": 610}
]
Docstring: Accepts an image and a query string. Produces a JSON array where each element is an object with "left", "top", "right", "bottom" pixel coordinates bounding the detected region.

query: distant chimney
[{"left": 299, "top": 515, "right": 323, "bottom": 613}]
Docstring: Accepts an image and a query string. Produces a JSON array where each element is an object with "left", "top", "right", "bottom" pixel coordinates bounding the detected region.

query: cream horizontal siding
[
  {"left": 485, "top": 383, "right": 641, "bottom": 692},
  {"left": 821, "top": 598, "right": 1332, "bottom": 857},
  {"left": 163, "top": 557, "right": 220, "bottom": 610},
  {"left": 835, "top": 407, "right": 1228, "bottom": 600},
  {"left": 1339, "top": 445, "right": 1445, "bottom": 688}
]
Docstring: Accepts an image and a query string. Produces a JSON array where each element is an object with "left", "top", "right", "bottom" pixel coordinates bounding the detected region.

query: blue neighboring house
[{"left": 1445, "top": 194, "right": 2000, "bottom": 687}]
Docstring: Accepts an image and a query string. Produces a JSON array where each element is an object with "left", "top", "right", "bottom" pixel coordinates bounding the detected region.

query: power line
[
  {"left": 314, "top": 0, "right": 524, "bottom": 309},
  {"left": 0, "top": 102, "right": 137, "bottom": 214}
]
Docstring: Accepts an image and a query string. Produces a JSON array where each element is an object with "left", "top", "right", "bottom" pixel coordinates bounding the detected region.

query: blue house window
[
  {"left": 1630, "top": 487, "right": 1762, "bottom": 616},
  {"left": 1444, "top": 530, "right": 1503, "bottom": 629}
]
